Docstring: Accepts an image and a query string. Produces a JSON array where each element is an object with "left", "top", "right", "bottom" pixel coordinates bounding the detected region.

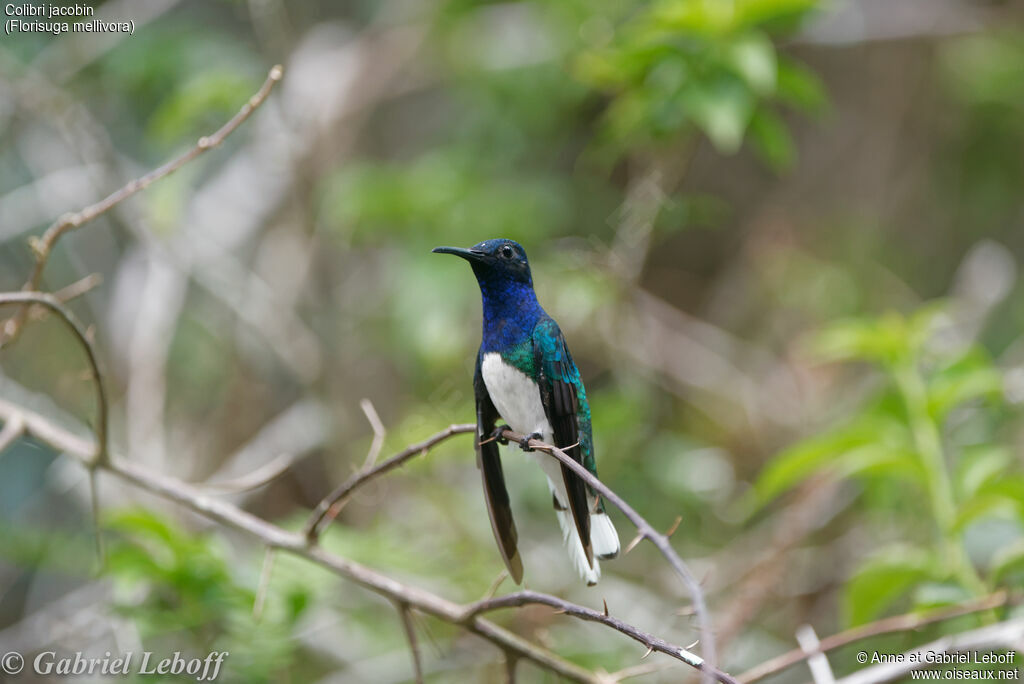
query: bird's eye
[{"left": 500, "top": 245, "right": 514, "bottom": 259}]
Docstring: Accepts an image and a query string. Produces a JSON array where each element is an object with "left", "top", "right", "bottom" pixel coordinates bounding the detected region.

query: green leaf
[
  {"left": 927, "top": 349, "right": 1003, "bottom": 420},
  {"left": 687, "top": 76, "right": 756, "bottom": 154},
  {"left": 843, "top": 546, "right": 938, "bottom": 626},
  {"left": 989, "top": 539, "right": 1024, "bottom": 586},
  {"left": 836, "top": 445, "right": 923, "bottom": 483},
  {"left": 913, "top": 582, "right": 973, "bottom": 611},
  {"left": 749, "top": 108, "right": 795, "bottom": 170},
  {"left": 745, "top": 413, "right": 911, "bottom": 510},
  {"left": 726, "top": 32, "right": 777, "bottom": 94},
  {"left": 776, "top": 57, "right": 827, "bottom": 112},
  {"left": 954, "top": 476, "right": 1024, "bottom": 531},
  {"left": 811, "top": 313, "right": 909, "bottom": 365},
  {"left": 955, "top": 446, "right": 1012, "bottom": 500}
]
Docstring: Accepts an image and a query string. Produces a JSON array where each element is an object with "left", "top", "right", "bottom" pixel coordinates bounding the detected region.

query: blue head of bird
[{"left": 433, "top": 239, "right": 543, "bottom": 349}]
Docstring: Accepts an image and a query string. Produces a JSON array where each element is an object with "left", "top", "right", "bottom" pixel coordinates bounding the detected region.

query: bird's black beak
[{"left": 432, "top": 246, "right": 485, "bottom": 262}]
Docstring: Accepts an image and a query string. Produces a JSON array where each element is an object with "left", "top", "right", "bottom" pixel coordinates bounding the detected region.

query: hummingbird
[{"left": 433, "top": 239, "right": 619, "bottom": 585}]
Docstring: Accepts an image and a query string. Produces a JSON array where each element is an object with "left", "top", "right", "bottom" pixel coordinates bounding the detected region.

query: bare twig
[
  {"left": 0, "top": 413, "right": 25, "bottom": 453},
  {"left": 0, "top": 64, "right": 284, "bottom": 348},
  {"left": 52, "top": 273, "right": 104, "bottom": 305},
  {"left": 359, "top": 398, "right": 386, "bottom": 470},
  {"left": 0, "top": 400, "right": 598, "bottom": 682},
  {"left": 504, "top": 651, "right": 518, "bottom": 683},
  {"left": 462, "top": 590, "right": 740, "bottom": 684},
  {"left": 396, "top": 602, "right": 425, "bottom": 684},
  {"left": 499, "top": 428, "right": 720, "bottom": 684},
  {"left": 796, "top": 624, "right": 835, "bottom": 684},
  {"left": 88, "top": 470, "right": 104, "bottom": 567},
  {"left": 22, "top": 274, "right": 104, "bottom": 325},
  {"left": 252, "top": 548, "right": 277, "bottom": 621},
  {"left": 738, "top": 591, "right": 1012, "bottom": 683},
  {"left": 0, "top": 292, "right": 108, "bottom": 464},
  {"left": 302, "top": 423, "right": 476, "bottom": 541},
  {"left": 200, "top": 453, "right": 295, "bottom": 494}
]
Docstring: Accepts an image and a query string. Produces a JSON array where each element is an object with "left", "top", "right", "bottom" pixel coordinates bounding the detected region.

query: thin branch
[
  {"left": 23, "top": 274, "right": 104, "bottom": 324},
  {"left": 252, "top": 548, "right": 276, "bottom": 620},
  {"left": 302, "top": 423, "right": 476, "bottom": 541},
  {"left": 0, "top": 400, "right": 598, "bottom": 683},
  {"left": 0, "top": 413, "right": 26, "bottom": 453},
  {"left": 0, "top": 64, "right": 284, "bottom": 348},
  {"left": 359, "top": 398, "right": 386, "bottom": 470},
  {"left": 396, "top": 602, "right": 425, "bottom": 684},
  {"left": 88, "top": 469, "right": 104, "bottom": 567},
  {"left": 0, "top": 292, "right": 108, "bottom": 464},
  {"left": 52, "top": 273, "right": 104, "bottom": 305},
  {"left": 504, "top": 651, "right": 518, "bottom": 683},
  {"left": 200, "top": 452, "right": 295, "bottom": 494},
  {"left": 795, "top": 624, "right": 835, "bottom": 684},
  {"left": 461, "top": 590, "right": 739, "bottom": 684},
  {"left": 738, "top": 590, "right": 1011, "bottom": 684},
  {"left": 499, "top": 428, "right": 720, "bottom": 684}
]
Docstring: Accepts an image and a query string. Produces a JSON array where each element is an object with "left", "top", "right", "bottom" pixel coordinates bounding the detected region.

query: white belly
[
  {"left": 482, "top": 354, "right": 612, "bottom": 583},
  {"left": 481, "top": 353, "right": 551, "bottom": 439},
  {"left": 480, "top": 352, "right": 565, "bottom": 494}
]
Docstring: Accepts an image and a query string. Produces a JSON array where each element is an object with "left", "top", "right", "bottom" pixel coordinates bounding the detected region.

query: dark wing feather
[
  {"left": 474, "top": 351, "right": 523, "bottom": 584},
  {"left": 533, "top": 320, "right": 593, "bottom": 568}
]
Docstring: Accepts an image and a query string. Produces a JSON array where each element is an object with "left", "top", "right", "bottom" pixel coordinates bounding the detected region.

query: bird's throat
[{"left": 478, "top": 279, "right": 543, "bottom": 352}]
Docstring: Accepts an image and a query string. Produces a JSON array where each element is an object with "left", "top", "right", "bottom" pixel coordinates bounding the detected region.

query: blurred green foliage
[
  {"left": 750, "top": 305, "right": 1024, "bottom": 625},
  {"left": 3, "top": 0, "right": 1024, "bottom": 681}
]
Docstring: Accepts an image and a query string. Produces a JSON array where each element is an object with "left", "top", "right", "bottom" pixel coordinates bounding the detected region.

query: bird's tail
[
  {"left": 591, "top": 511, "right": 620, "bottom": 560},
  {"left": 550, "top": 492, "right": 620, "bottom": 585},
  {"left": 554, "top": 505, "right": 600, "bottom": 586}
]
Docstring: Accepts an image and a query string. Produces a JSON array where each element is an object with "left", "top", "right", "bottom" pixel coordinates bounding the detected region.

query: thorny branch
[
  {"left": 302, "top": 422, "right": 476, "bottom": 540},
  {"left": 0, "top": 63, "right": 284, "bottom": 349},
  {"left": 0, "top": 287, "right": 721, "bottom": 681},
  {"left": 0, "top": 396, "right": 718, "bottom": 683},
  {"left": 497, "top": 427, "right": 720, "bottom": 684}
]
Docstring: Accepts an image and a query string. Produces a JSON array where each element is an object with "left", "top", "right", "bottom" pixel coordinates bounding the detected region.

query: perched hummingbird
[{"left": 433, "top": 239, "right": 619, "bottom": 585}]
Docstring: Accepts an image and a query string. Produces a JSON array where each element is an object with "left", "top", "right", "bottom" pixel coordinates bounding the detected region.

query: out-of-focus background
[{"left": 2, "top": 0, "right": 1024, "bottom": 681}]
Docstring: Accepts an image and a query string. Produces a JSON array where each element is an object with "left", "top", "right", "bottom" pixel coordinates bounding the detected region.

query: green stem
[{"left": 892, "top": 361, "right": 988, "bottom": 597}]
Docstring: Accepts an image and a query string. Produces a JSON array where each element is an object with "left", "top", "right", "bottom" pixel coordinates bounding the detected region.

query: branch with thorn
[{"left": 493, "top": 427, "right": 720, "bottom": 684}]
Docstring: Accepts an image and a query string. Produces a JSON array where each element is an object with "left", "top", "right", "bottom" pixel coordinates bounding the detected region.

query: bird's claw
[
  {"left": 490, "top": 425, "right": 511, "bottom": 446},
  {"left": 519, "top": 432, "right": 543, "bottom": 452}
]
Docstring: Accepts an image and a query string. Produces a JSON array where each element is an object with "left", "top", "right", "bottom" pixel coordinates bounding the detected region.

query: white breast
[{"left": 480, "top": 352, "right": 552, "bottom": 440}]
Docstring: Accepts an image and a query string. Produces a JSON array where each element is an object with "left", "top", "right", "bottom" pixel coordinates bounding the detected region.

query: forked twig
[
  {"left": 499, "top": 428, "right": 719, "bottom": 684},
  {"left": 0, "top": 292, "right": 108, "bottom": 464},
  {"left": 302, "top": 423, "right": 475, "bottom": 541}
]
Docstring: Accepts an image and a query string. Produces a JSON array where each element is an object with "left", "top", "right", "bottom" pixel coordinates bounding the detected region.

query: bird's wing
[
  {"left": 532, "top": 318, "right": 593, "bottom": 568},
  {"left": 474, "top": 350, "right": 524, "bottom": 584}
]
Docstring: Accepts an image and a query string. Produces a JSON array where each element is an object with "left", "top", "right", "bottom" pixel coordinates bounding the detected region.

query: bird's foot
[
  {"left": 519, "top": 432, "right": 543, "bottom": 452},
  {"left": 489, "top": 425, "right": 511, "bottom": 446}
]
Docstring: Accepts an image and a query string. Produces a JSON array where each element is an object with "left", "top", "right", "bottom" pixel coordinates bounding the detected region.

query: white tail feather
[
  {"left": 554, "top": 507, "right": 600, "bottom": 585},
  {"left": 591, "top": 512, "right": 619, "bottom": 559}
]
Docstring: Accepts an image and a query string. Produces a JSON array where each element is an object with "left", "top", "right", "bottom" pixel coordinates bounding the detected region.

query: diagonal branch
[
  {"left": 0, "top": 64, "right": 284, "bottom": 349},
  {"left": 0, "top": 399, "right": 596, "bottom": 682},
  {"left": 302, "top": 423, "right": 475, "bottom": 541},
  {"left": 396, "top": 602, "right": 425, "bottom": 684},
  {"left": 461, "top": 590, "right": 740, "bottom": 684},
  {"left": 498, "top": 428, "right": 719, "bottom": 684},
  {"left": 0, "top": 292, "right": 108, "bottom": 464}
]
